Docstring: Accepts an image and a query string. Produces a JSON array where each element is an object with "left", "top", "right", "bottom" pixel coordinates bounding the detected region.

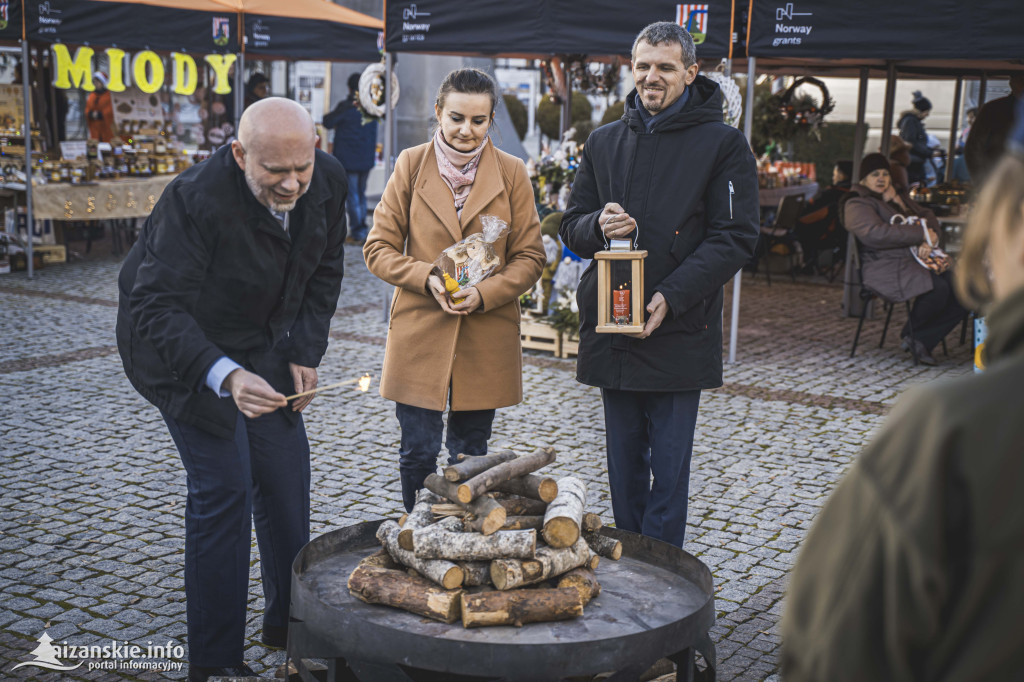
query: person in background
[
  {"left": 898, "top": 90, "right": 933, "bottom": 187},
  {"left": 886, "top": 135, "right": 913, "bottom": 193},
  {"left": 559, "top": 22, "right": 759, "bottom": 548},
  {"left": 783, "top": 113, "right": 1024, "bottom": 681},
  {"left": 116, "top": 99, "right": 347, "bottom": 681},
  {"left": 244, "top": 72, "right": 269, "bottom": 110},
  {"left": 965, "top": 74, "right": 1024, "bottom": 187},
  {"left": 363, "top": 68, "right": 544, "bottom": 512},
  {"left": 325, "top": 73, "right": 379, "bottom": 244},
  {"left": 793, "top": 160, "right": 852, "bottom": 272},
  {"left": 86, "top": 71, "right": 115, "bottom": 142},
  {"left": 957, "top": 106, "right": 977, "bottom": 153},
  {"left": 842, "top": 153, "right": 967, "bottom": 365}
]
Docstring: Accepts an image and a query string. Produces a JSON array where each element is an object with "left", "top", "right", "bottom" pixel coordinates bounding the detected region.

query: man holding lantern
[{"left": 560, "top": 22, "right": 759, "bottom": 547}]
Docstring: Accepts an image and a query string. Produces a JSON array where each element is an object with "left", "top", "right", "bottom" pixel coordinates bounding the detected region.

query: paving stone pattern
[{"left": 0, "top": 249, "right": 973, "bottom": 681}]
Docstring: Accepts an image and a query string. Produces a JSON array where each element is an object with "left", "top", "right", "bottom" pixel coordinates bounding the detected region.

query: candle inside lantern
[{"left": 613, "top": 283, "right": 631, "bottom": 324}]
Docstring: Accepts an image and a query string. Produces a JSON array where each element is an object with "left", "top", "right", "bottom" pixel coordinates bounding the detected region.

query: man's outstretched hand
[{"left": 224, "top": 368, "right": 287, "bottom": 418}]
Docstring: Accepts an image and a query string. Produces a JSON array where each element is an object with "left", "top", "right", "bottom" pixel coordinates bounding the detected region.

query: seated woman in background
[
  {"left": 794, "top": 160, "right": 853, "bottom": 273},
  {"left": 842, "top": 153, "right": 967, "bottom": 365},
  {"left": 886, "top": 135, "right": 913, "bottom": 193},
  {"left": 783, "top": 147, "right": 1024, "bottom": 682}
]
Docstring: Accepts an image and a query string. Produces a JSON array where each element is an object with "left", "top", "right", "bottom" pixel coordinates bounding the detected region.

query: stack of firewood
[{"left": 347, "top": 447, "right": 623, "bottom": 627}]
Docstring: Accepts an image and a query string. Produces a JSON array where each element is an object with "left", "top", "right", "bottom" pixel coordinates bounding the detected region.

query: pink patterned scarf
[{"left": 433, "top": 128, "right": 487, "bottom": 218}]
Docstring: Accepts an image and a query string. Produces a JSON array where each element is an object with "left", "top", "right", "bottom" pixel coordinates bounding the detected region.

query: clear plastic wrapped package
[{"left": 433, "top": 215, "right": 509, "bottom": 302}]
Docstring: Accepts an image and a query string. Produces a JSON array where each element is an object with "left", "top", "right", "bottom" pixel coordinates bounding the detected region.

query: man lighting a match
[{"left": 116, "top": 98, "right": 347, "bottom": 681}]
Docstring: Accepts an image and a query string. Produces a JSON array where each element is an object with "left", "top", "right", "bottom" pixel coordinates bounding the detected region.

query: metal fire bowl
[{"left": 288, "top": 520, "right": 715, "bottom": 681}]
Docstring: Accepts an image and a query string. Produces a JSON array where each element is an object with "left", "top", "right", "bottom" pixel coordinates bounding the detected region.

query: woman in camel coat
[{"left": 364, "top": 68, "right": 544, "bottom": 510}]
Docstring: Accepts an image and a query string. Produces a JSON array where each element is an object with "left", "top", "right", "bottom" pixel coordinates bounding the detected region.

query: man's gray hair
[{"left": 631, "top": 21, "right": 697, "bottom": 67}]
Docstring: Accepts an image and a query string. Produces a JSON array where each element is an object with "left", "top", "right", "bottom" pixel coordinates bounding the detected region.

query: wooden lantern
[{"left": 594, "top": 240, "right": 647, "bottom": 334}]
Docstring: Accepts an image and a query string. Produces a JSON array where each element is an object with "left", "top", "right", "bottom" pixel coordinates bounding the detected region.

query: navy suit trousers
[
  {"left": 601, "top": 388, "right": 701, "bottom": 548},
  {"left": 162, "top": 409, "right": 310, "bottom": 666}
]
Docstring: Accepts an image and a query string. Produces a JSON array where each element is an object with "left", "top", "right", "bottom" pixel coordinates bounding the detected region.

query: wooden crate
[
  {"left": 560, "top": 336, "right": 579, "bottom": 359},
  {"left": 520, "top": 317, "right": 562, "bottom": 357}
]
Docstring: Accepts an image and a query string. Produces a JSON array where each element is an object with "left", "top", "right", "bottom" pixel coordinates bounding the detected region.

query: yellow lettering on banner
[
  {"left": 106, "top": 48, "right": 127, "bottom": 92},
  {"left": 132, "top": 51, "right": 165, "bottom": 94},
  {"left": 52, "top": 45, "right": 95, "bottom": 91},
  {"left": 204, "top": 54, "right": 237, "bottom": 95},
  {"left": 171, "top": 53, "right": 198, "bottom": 96}
]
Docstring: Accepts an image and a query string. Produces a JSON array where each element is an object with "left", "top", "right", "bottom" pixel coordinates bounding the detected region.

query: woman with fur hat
[
  {"left": 841, "top": 153, "right": 967, "bottom": 365},
  {"left": 898, "top": 90, "right": 934, "bottom": 187}
]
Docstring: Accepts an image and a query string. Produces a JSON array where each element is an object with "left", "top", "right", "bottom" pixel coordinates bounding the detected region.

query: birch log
[
  {"left": 456, "top": 447, "right": 557, "bottom": 504},
  {"left": 348, "top": 564, "right": 462, "bottom": 624},
  {"left": 489, "top": 537, "right": 590, "bottom": 590},
  {"left": 413, "top": 527, "right": 536, "bottom": 561},
  {"left": 491, "top": 474, "right": 558, "bottom": 503},
  {"left": 461, "top": 588, "right": 583, "bottom": 628},
  {"left": 542, "top": 477, "right": 587, "bottom": 548},
  {"left": 500, "top": 515, "right": 544, "bottom": 531},
  {"left": 496, "top": 495, "right": 548, "bottom": 517},
  {"left": 443, "top": 450, "right": 517, "bottom": 481},
  {"left": 376, "top": 520, "right": 463, "bottom": 589},
  {"left": 359, "top": 548, "right": 399, "bottom": 570},
  {"left": 581, "top": 513, "right": 603, "bottom": 532},
  {"left": 557, "top": 567, "right": 601, "bottom": 605},
  {"left": 398, "top": 490, "right": 445, "bottom": 551},
  {"left": 458, "top": 561, "right": 492, "bottom": 587},
  {"left": 583, "top": 531, "right": 623, "bottom": 560},
  {"left": 423, "top": 474, "right": 506, "bottom": 535}
]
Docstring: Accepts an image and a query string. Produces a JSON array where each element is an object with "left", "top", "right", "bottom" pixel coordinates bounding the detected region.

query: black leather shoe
[
  {"left": 188, "top": 663, "right": 257, "bottom": 682},
  {"left": 260, "top": 623, "right": 287, "bottom": 649}
]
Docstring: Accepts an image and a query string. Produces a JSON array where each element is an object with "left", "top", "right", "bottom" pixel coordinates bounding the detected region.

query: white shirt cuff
[{"left": 205, "top": 357, "right": 242, "bottom": 397}]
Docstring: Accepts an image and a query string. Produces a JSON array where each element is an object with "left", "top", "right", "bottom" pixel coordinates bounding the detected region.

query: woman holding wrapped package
[
  {"left": 842, "top": 153, "right": 968, "bottom": 365},
  {"left": 364, "top": 68, "right": 545, "bottom": 511}
]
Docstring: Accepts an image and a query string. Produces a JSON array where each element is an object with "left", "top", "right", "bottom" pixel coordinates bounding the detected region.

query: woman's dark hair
[{"left": 435, "top": 68, "right": 498, "bottom": 114}]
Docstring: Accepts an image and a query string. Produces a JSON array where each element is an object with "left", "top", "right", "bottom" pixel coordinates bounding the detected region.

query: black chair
[
  {"left": 848, "top": 238, "right": 920, "bottom": 364},
  {"left": 752, "top": 194, "right": 804, "bottom": 285}
]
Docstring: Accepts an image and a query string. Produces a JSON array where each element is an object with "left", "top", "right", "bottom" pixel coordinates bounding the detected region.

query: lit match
[{"left": 285, "top": 373, "right": 373, "bottom": 401}]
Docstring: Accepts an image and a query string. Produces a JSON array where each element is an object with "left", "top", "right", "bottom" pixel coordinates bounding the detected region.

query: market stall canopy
[
  {"left": 385, "top": 0, "right": 736, "bottom": 59},
  {"left": 25, "top": 0, "right": 241, "bottom": 53},
  {"left": 747, "top": 0, "right": 1024, "bottom": 62},
  {"left": 217, "top": 0, "right": 382, "bottom": 61}
]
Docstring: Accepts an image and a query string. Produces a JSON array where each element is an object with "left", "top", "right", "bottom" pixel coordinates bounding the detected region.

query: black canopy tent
[
  {"left": 384, "top": 0, "right": 735, "bottom": 60},
  {"left": 236, "top": 0, "right": 382, "bottom": 62},
  {"left": 718, "top": 0, "right": 1024, "bottom": 359},
  {"left": 379, "top": 0, "right": 738, "bottom": 179}
]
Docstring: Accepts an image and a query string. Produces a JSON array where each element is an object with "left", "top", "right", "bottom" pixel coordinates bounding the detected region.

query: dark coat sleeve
[
  {"left": 558, "top": 142, "right": 608, "bottom": 258},
  {"left": 127, "top": 185, "right": 226, "bottom": 392},
  {"left": 287, "top": 193, "right": 347, "bottom": 369},
  {"left": 655, "top": 129, "right": 760, "bottom": 317}
]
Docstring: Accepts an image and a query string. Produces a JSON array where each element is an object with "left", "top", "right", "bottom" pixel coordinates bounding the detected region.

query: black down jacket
[
  {"left": 560, "top": 76, "right": 759, "bottom": 391},
  {"left": 116, "top": 145, "right": 347, "bottom": 438}
]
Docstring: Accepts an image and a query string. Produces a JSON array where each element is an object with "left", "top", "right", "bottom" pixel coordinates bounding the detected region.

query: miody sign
[{"left": 51, "top": 44, "right": 237, "bottom": 95}]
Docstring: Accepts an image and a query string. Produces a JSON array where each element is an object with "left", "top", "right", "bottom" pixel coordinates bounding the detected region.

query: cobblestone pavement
[{"left": 0, "top": 247, "right": 973, "bottom": 681}]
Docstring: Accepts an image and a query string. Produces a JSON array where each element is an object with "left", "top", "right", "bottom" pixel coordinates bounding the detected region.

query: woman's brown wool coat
[{"left": 364, "top": 140, "right": 545, "bottom": 412}]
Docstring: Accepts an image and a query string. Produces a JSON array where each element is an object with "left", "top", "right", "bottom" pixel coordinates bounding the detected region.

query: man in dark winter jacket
[
  {"left": 116, "top": 98, "right": 346, "bottom": 682},
  {"left": 560, "top": 22, "right": 759, "bottom": 548},
  {"left": 324, "top": 72, "right": 378, "bottom": 243}
]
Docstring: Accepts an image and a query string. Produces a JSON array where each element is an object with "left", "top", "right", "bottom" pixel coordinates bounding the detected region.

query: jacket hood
[
  {"left": 899, "top": 109, "right": 925, "bottom": 121},
  {"left": 624, "top": 74, "right": 724, "bottom": 133}
]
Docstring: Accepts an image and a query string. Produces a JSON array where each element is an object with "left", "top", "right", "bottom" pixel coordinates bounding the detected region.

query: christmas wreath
[{"left": 779, "top": 76, "right": 834, "bottom": 130}]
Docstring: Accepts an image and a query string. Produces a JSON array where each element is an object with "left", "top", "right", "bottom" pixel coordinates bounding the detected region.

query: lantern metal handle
[{"left": 602, "top": 216, "right": 640, "bottom": 251}]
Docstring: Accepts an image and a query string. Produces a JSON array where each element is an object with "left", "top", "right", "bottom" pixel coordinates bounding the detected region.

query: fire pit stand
[{"left": 287, "top": 520, "right": 716, "bottom": 682}]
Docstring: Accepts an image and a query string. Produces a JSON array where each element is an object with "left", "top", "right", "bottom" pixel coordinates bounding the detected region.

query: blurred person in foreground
[
  {"left": 783, "top": 107, "right": 1024, "bottom": 681},
  {"left": 116, "top": 98, "right": 347, "bottom": 681}
]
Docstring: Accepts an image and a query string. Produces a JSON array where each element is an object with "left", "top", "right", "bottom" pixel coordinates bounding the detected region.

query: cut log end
[
  {"left": 537, "top": 478, "right": 559, "bottom": 503},
  {"left": 542, "top": 517, "right": 581, "bottom": 549}
]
